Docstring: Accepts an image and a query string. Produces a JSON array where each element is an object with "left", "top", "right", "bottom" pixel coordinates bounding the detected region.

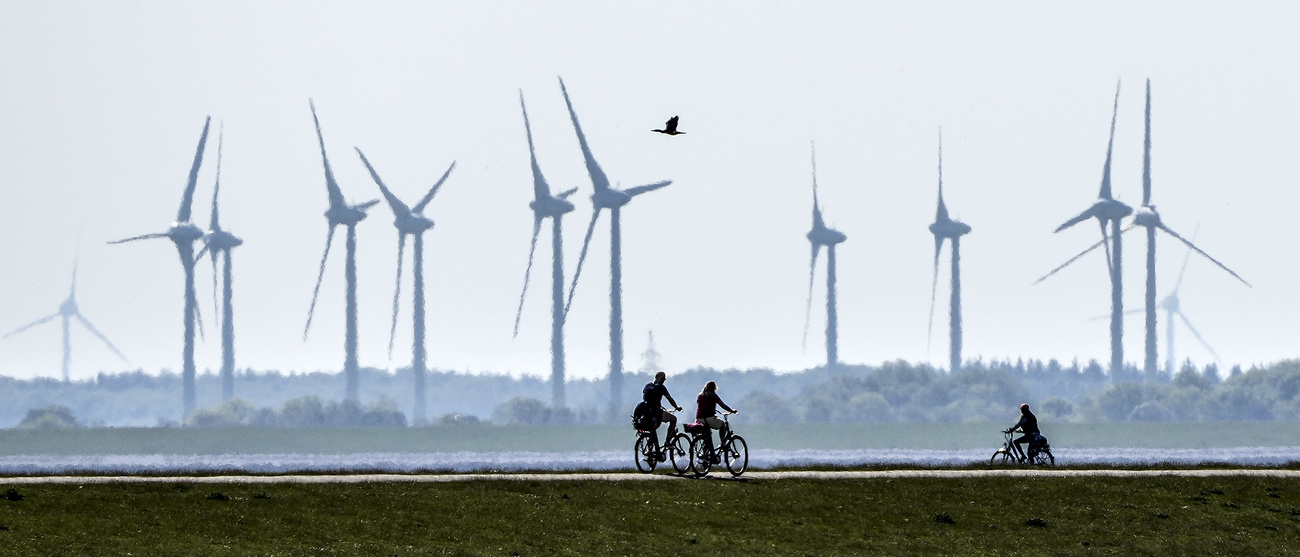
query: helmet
[{"left": 1019, "top": 403, "right": 1030, "bottom": 410}]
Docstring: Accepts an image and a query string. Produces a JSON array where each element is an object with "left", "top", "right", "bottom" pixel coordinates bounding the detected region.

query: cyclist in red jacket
[{"left": 694, "top": 381, "right": 737, "bottom": 461}]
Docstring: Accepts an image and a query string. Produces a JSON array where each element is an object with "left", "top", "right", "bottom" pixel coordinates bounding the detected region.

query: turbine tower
[
  {"left": 303, "top": 101, "right": 379, "bottom": 403},
  {"left": 1, "top": 262, "right": 129, "bottom": 382},
  {"left": 356, "top": 147, "right": 455, "bottom": 426},
  {"left": 512, "top": 90, "right": 578, "bottom": 409},
  {"left": 558, "top": 77, "right": 672, "bottom": 417},
  {"left": 801, "top": 144, "right": 847, "bottom": 368},
  {"left": 1037, "top": 83, "right": 1132, "bottom": 376},
  {"left": 197, "top": 128, "right": 243, "bottom": 401},
  {"left": 1130, "top": 79, "right": 1249, "bottom": 376},
  {"left": 927, "top": 131, "right": 971, "bottom": 373},
  {"left": 110, "top": 117, "right": 211, "bottom": 418}
]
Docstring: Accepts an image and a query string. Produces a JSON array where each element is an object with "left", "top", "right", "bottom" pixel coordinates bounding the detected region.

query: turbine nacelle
[
  {"left": 1133, "top": 205, "right": 1162, "bottom": 228},
  {"left": 808, "top": 226, "right": 847, "bottom": 246},
  {"left": 929, "top": 219, "right": 971, "bottom": 239},
  {"left": 325, "top": 202, "right": 376, "bottom": 227},
  {"left": 1160, "top": 292, "right": 1180, "bottom": 313},
  {"left": 205, "top": 229, "right": 243, "bottom": 251},
  {"left": 169, "top": 221, "right": 205, "bottom": 244},
  {"left": 592, "top": 187, "right": 632, "bottom": 210},
  {"left": 394, "top": 213, "right": 435, "bottom": 235},
  {"left": 1092, "top": 198, "right": 1134, "bottom": 222},
  {"left": 58, "top": 298, "right": 77, "bottom": 317},
  {"left": 530, "top": 195, "right": 575, "bottom": 218}
]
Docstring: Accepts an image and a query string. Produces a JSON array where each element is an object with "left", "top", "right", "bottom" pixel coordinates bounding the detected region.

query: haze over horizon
[{"left": 0, "top": 3, "right": 1295, "bottom": 385}]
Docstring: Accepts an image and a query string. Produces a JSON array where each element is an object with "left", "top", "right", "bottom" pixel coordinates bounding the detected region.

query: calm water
[{"left": 0, "top": 447, "right": 1297, "bottom": 474}]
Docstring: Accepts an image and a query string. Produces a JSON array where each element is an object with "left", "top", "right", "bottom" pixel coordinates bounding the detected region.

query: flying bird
[{"left": 652, "top": 116, "right": 684, "bottom": 135}]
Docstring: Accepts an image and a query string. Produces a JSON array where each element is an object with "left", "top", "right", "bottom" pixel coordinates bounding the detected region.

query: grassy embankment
[
  {"left": 0, "top": 475, "right": 1298, "bottom": 555},
  {"left": 1, "top": 421, "right": 1297, "bottom": 456}
]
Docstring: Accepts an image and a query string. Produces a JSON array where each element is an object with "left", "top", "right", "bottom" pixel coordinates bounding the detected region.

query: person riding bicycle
[
  {"left": 1003, "top": 403, "right": 1041, "bottom": 462},
  {"left": 693, "top": 381, "right": 737, "bottom": 462},
  {"left": 642, "top": 371, "right": 682, "bottom": 454}
]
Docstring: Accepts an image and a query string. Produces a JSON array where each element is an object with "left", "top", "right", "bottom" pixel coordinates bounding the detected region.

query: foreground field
[{"left": 0, "top": 473, "right": 1298, "bottom": 555}]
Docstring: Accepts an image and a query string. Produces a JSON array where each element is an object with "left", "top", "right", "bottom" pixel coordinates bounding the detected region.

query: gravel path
[{"left": 3, "top": 468, "right": 1299, "bottom": 485}]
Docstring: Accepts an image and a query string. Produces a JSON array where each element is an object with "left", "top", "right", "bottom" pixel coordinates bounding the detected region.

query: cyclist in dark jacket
[
  {"left": 642, "top": 371, "right": 682, "bottom": 448},
  {"left": 1004, "top": 403, "right": 1040, "bottom": 462}
]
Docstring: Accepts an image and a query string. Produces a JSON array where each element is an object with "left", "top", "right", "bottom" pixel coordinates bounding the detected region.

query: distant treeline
[{"left": 2, "top": 358, "right": 1296, "bottom": 427}]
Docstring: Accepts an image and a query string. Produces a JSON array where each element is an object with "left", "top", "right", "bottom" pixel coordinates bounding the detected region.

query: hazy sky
[{"left": 1, "top": 2, "right": 1296, "bottom": 385}]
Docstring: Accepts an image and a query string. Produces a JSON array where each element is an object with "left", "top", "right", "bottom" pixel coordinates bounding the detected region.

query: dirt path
[{"left": 2, "top": 468, "right": 1299, "bottom": 485}]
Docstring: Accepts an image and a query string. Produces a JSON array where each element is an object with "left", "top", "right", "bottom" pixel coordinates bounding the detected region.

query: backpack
[{"left": 631, "top": 401, "right": 656, "bottom": 430}]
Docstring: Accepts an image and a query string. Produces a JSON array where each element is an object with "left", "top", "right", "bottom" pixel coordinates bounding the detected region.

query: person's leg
[
  {"left": 1013, "top": 434, "right": 1030, "bottom": 460},
  {"left": 662, "top": 410, "right": 678, "bottom": 438},
  {"left": 704, "top": 417, "right": 723, "bottom": 456}
]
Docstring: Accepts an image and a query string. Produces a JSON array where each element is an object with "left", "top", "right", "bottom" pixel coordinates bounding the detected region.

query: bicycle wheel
[
  {"left": 724, "top": 435, "right": 749, "bottom": 477},
  {"left": 989, "top": 449, "right": 1012, "bottom": 466},
  {"left": 634, "top": 435, "right": 657, "bottom": 473},
  {"left": 689, "top": 435, "right": 713, "bottom": 477},
  {"left": 669, "top": 434, "right": 691, "bottom": 474},
  {"left": 1034, "top": 448, "right": 1055, "bottom": 467}
]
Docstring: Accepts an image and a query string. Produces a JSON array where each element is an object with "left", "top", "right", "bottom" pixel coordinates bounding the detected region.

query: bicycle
[
  {"left": 633, "top": 409, "right": 690, "bottom": 474},
  {"left": 989, "top": 429, "right": 1054, "bottom": 466},
  {"left": 687, "top": 411, "right": 748, "bottom": 477}
]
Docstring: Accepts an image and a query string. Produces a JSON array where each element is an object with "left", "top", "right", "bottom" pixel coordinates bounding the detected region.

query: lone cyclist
[
  {"left": 1004, "top": 403, "right": 1040, "bottom": 463},
  {"left": 694, "top": 380, "right": 737, "bottom": 462},
  {"left": 642, "top": 371, "right": 682, "bottom": 452}
]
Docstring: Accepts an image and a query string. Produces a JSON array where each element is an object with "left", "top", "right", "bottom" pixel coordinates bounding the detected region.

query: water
[{"left": 0, "top": 447, "right": 1297, "bottom": 474}]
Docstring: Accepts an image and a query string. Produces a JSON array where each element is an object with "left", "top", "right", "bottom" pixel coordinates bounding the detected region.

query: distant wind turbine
[
  {"left": 1037, "top": 82, "right": 1132, "bottom": 376},
  {"left": 1159, "top": 240, "right": 1225, "bottom": 372},
  {"left": 802, "top": 143, "right": 847, "bottom": 368},
  {"left": 1, "top": 262, "right": 129, "bottom": 382},
  {"left": 109, "top": 116, "right": 211, "bottom": 418},
  {"left": 1130, "top": 79, "right": 1249, "bottom": 375},
  {"left": 356, "top": 147, "right": 454, "bottom": 426},
  {"left": 927, "top": 131, "right": 971, "bottom": 373},
  {"left": 303, "top": 101, "right": 380, "bottom": 403},
  {"left": 558, "top": 77, "right": 672, "bottom": 416},
  {"left": 196, "top": 127, "right": 243, "bottom": 401},
  {"left": 512, "top": 90, "right": 578, "bottom": 409}
]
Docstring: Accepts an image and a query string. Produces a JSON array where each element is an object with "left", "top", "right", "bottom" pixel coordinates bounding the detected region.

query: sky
[{"left": 0, "top": 2, "right": 1296, "bottom": 386}]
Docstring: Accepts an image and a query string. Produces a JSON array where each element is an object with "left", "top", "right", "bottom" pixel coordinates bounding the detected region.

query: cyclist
[
  {"left": 694, "top": 380, "right": 737, "bottom": 462},
  {"left": 1003, "top": 403, "right": 1040, "bottom": 462},
  {"left": 642, "top": 371, "right": 683, "bottom": 454}
]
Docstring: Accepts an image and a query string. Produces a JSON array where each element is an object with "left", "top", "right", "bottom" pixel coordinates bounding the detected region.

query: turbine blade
[
  {"left": 556, "top": 187, "right": 579, "bottom": 200},
  {"left": 520, "top": 91, "right": 553, "bottom": 202},
  {"left": 192, "top": 285, "right": 206, "bottom": 342},
  {"left": 303, "top": 226, "right": 337, "bottom": 340},
  {"left": 512, "top": 216, "right": 544, "bottom": 338},
  {"left": 927, "top": 236, "right": 942, "bottom": 352},
  {"left": 936, "top": 128, "right": 949, "bottom": 222},
  {"left": 177, "top": 116, "right": 212, "bottom": 223},
  {"left": 1034, "top": 236, "right": 1109, "bottom": 284},
  {"left": 356, "top": 148, "right": 411, "bottom": 217},
  {"left": 1158, "top": 225, "right": 1250, "bottom": 287},
  {"left": 209, "top": 245, "right": 219, "bottom": 330},
  {"left": 1, "top": 313, "right": 60, "bottom": 340},
  {"left": 558, "top": 77, "right": 612, "bottom": 192},
  {"left": 414, "top": 161, "right": 455, "bottom": 213},
  {"left": 357, "top": 199, "right": 381, "bottom": 211},
  {"left": 1173, "top": 226, "right": 1199, "bottom": 292},
  {"left": 211, "top": 122, "right": 224, "bottom": 231},
  {"left": 1177, "top": 310, "right": 1222, "bottom": 364},
  {"left": 1142, "top": 79, "right": 1152, "bottom": 207},
  {"left": 624, "top": 180, "right": 672, "bottom": 198},
  {"left": 1099, "top": 219, "right": 1114, "bottom": 277},
  {"left": 1098, "top": 80, "right": 1120, "bottom": 200},
  {"left": 563, "top": 209, "right": 602, "bottom": 318},
  {"left": 1053, "top": 206, "right": 1098, "bottom": 233},
  {"left": 74, "top": 313, "right": 129, "bottom": 363},
  {"left": 802, "top": 243, "right": 821, "bottom": 353},
  {"left": 387, "top": 234, "right": 407, "bottom": 362},
  {"left": 309, "top": 100, "right": 347, "bottom": 210},
  {"left": 108, "top": 232, "right": 169, "bottom": 244}
]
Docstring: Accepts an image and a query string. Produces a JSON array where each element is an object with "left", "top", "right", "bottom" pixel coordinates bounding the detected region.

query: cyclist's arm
[
  {"left": 718, "top": 397, "right": 736, "bottom": 414},
  {"left": 665, "top": 392, "right": 681, "bottom": 410}
]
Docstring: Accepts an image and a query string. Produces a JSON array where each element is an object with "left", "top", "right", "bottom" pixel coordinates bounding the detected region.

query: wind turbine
[
  {"left": 801, "top": 143, "right": 847, "bottom": 368},
  {"left": 558, "top": 77, "right": 672, "bottom": 417},
  {"left": 196, "top": 127, "right": 243, "bottom": 401},
  {"left": 1130, "top": 79, "right": 1249, "bottom": 375},
  {"left": 2, "top": 262, "right": 129, "bottom": 382},
  {"left": 355, "top": 147, "right": 454, "bottom": 426},
  {"left": 1037, "top": 82, "right": 1132, "bottom": 376},
  {"left": 1159, "top": 241, "right": 1224, "bottom": 372},
  {"left": 109, "top": 117, "right": 210, "bottom": 418},
  {"left": 927, "top": 130, "right": 971, "bottom": 373},
  {"left": 512, "top": 90, "right": 578, "bottom": 409},
  {"left": 303, "top": 101, "right": 380, "bottom": 403}
]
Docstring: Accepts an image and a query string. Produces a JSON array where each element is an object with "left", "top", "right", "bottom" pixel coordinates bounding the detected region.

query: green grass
[
  {"left": 0, "top": 475, "right": 1299, "bottom": 555},
  {"left": 3, "top": 421, "right": 1298, "bottom": 456}
]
